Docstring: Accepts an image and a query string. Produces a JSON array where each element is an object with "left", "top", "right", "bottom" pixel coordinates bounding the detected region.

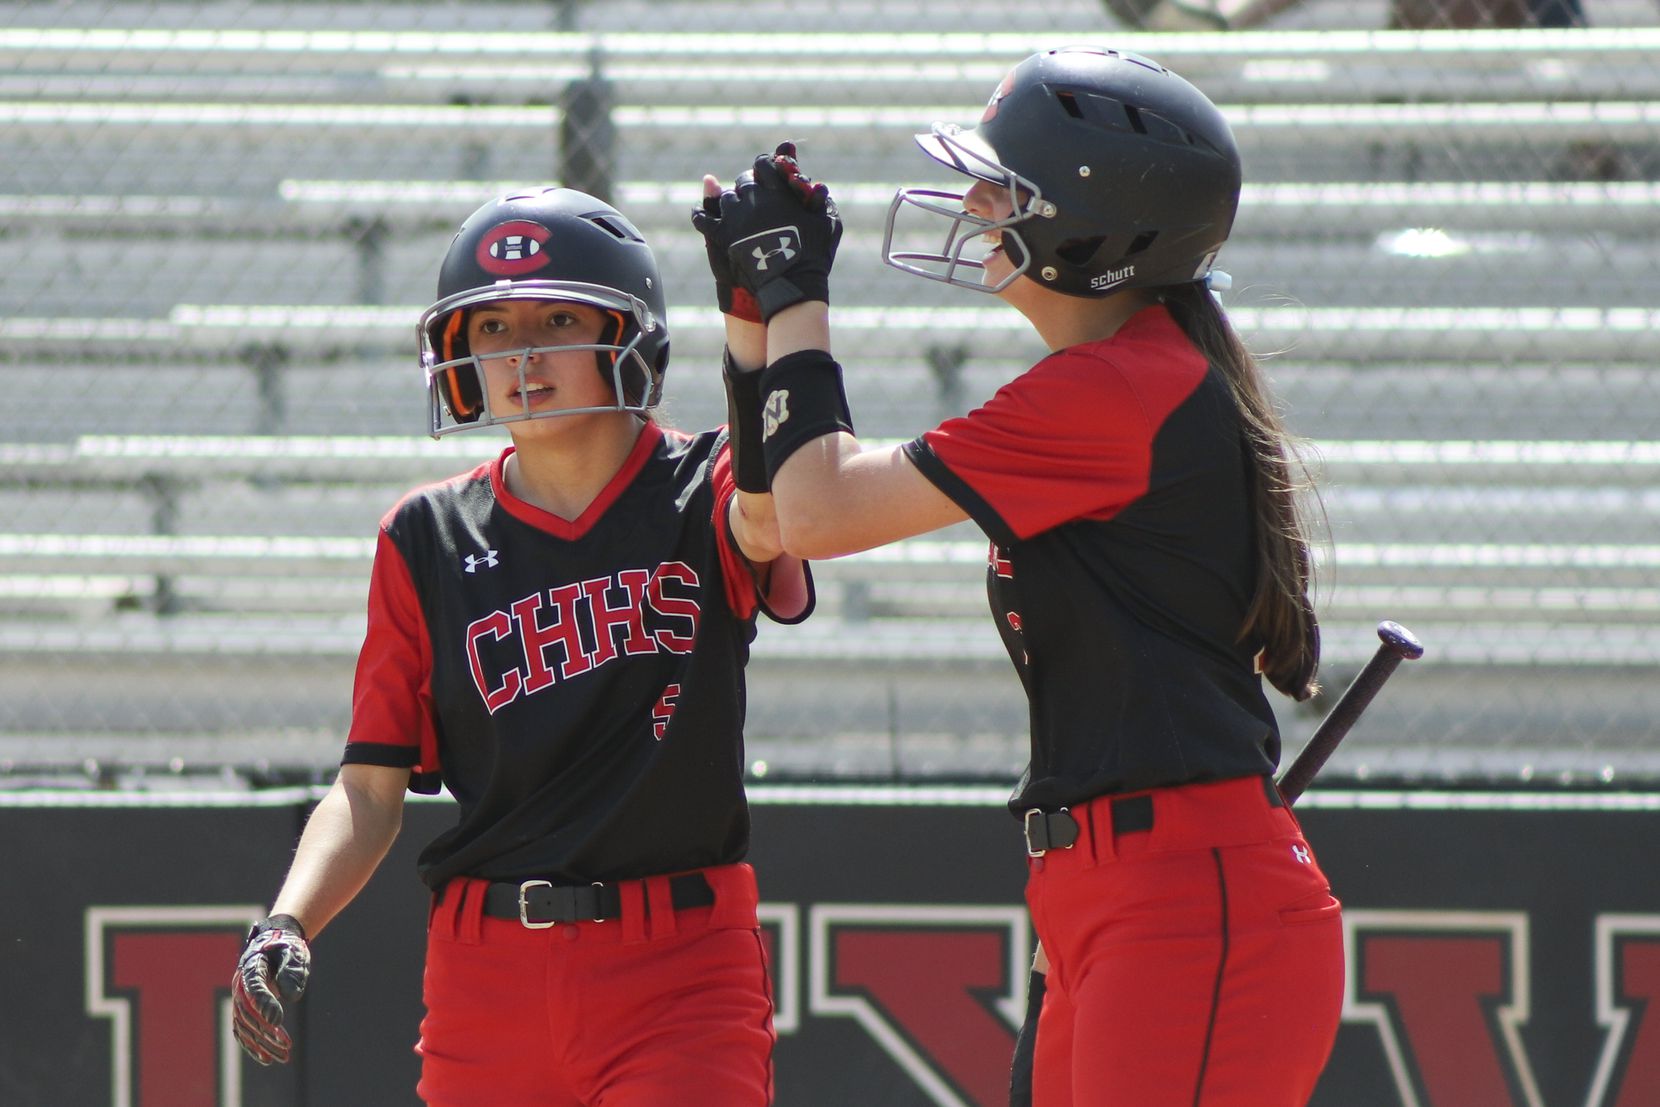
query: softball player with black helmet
[
  {"left": 231, "top": 187, "right": 809, "bottom": 1105},
  {"left": 698, "top": 47, "right": 1344, "bottom": 1106}
]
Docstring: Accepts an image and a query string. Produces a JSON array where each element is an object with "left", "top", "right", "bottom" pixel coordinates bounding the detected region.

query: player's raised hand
[
  {"left": 711, "top": 141, "right": 842, "bottom": 322},
  {"left": 758, "top": 140, "right": 835, "bottom": 213},
  {"left": 691, "top": 175, "right": 763, "bottom": 323},
  {"left": 231, "top": 914, "right": 312, "bottom": 1065}
]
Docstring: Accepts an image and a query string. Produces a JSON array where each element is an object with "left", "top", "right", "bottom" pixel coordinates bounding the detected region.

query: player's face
[
  {"left": 466, "top": 299, "right": 616, "bottom": 419},
  {"left": 962, "top": 178, "right": 1020, "bottom": 288}
]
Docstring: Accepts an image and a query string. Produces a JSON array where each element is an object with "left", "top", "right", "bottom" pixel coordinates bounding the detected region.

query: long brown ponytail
[{"left": 1161, "top": 282, "right": 1322, "bottom": 701}]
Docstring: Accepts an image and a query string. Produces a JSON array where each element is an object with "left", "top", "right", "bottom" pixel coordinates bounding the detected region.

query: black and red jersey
[
  {"left": 343, "top": 423, "right": 810, "bottom": 888},
  {"left": 904, "top": 305, "right": 1279, "bottom": 814}
]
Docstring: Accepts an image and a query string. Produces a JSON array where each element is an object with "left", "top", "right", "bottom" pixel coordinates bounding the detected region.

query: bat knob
[{"left": 1376, "top": 620, "right": 1425, "bottom": 661}]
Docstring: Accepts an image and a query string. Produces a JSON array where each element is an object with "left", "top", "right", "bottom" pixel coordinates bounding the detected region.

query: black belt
[
  {"left": 1024, "top": 796, "right": 1153, "bottom": 857},
  {"left": 1022, "top": 778, "right": 1285, "bottom": 858},
  {"left": 482, "top": 872, "right": 715, "bottom": 929}
]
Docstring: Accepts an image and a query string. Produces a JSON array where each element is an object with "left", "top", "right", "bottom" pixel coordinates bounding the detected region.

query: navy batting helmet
[{"left": 419, "top": 187, "right": 669, "bottom": 436}]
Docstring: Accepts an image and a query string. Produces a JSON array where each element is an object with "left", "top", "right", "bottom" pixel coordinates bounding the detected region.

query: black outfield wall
[{"left": 4, "top": 786, "right": 1658, "bottom": 1107}]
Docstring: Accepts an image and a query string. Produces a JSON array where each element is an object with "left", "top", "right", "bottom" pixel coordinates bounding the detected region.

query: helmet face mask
[
  {"left": 424, "top": 337, "right": 663, "bottom": 437},
  {"left": 883, "top": 46, "right": 1242, "bottom": 299},
  {"left": 882, "top": 124, "right": 1046, "bottom": 294},
  {"left": 419, "top": 190, "right": 669, "bottom": 437}
]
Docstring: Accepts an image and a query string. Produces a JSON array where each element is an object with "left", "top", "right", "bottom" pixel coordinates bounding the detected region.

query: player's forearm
[
  {"left": 724, "top": 316, "right": 767, "bottom": 373},
  {"left": 270, "top": 771, "right": 404, "bottom": 938},
  {"left": 757, "top": 301, "right": 855, "bottom": 556},
  {"left": 764, "top": 300, "right": 829, "bottom": 362},
  {"left": 767, "top": 432, "right": 867, "bottom": 558},
  {"left": 730, "top": 489, "right": 784, "bottom": 565}
]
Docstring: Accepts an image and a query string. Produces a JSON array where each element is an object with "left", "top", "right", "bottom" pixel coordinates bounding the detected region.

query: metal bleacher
[{"left": 2, "top": 0, "right": 1658, "bottom": 786}]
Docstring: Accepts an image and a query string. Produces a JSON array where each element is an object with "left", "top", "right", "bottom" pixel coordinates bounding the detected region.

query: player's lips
[{"left": 511, "top": 382, "right": 556, "bottom": 407}]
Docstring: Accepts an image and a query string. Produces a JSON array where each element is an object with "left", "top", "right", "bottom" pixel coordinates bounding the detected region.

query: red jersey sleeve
[
  {"left": 343, "top": 526, "right": 442, "bottom": 792},
  {"left": 909, "top": 307, "right": 1210, "bottom": 544},
  {"left": 712, "top": 438, "right": 812, "bottom": 624}
]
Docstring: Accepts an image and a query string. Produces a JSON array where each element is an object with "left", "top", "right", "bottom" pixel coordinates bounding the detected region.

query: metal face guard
[
  {"left": 883, "top": 124, "right": 1047, "bottom": 294},
  {"left": 424, "top": 336, "right": 658, "bottom": 438}
]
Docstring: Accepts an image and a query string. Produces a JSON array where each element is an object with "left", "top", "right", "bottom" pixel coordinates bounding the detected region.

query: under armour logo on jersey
[
  {"left": 732, "top": 226, "right": 801, "bottom": 276},
  {"left": 463, "top": 550, "right": 499, "bottom": 574},
  {"left": 761, "top": 389, "right": 790, "bottom": 440}
]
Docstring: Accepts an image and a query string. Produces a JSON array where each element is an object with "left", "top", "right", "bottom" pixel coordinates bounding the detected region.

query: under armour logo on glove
[
  {"left": 754, "top": 238, "right": 797, "bottom": 269},
  {"left": 762, "top": 389, "right": 790, "bottom": 440},
  {"left": 708, "top": 143, "right": 841, "bottom": 322},
  {"left": 737, "top": 228, "right": 801, "bottom": 275}
]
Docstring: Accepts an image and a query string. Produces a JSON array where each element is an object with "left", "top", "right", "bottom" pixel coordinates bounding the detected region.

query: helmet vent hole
[
  {"left": 588, "top": 214, "right": 645, "bottom": 243},
  {"left": 1127, "top": 231, "right": 1159, "bottom": 256},
  {"left": 1057, "top": 91, "right": 1086, "bottom": 119},
  {"left": 1056, "top": 236, "right": 1107, "bottom": 265},
  {"left": 1123, "top": 104, "right": 1148, "bottom": 134}
]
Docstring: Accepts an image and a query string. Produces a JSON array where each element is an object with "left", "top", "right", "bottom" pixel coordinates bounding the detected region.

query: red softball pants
[
  {"left": 415, "top": 862, "right": 774, "bottom": 1106},
  {"left": 1025, "top": 776, "right": 1345, "bottom": 1107}
]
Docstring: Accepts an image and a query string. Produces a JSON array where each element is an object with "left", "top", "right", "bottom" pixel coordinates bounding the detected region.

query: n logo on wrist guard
[{"left": 762, "top": 390, "right": 791, "bottom": 439}]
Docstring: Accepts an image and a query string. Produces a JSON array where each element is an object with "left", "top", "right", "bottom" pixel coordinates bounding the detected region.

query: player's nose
[
  {"left": 962, "top": 179, "right": 1000, "bottom": 219},
  {"left": 505, "top": 344, "right": 543, "bottom": 366}
]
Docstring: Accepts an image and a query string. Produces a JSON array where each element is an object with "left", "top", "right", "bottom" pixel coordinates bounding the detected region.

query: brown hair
[{"left": 1161, "top": 282, "right": 1322, "bottom": 701}]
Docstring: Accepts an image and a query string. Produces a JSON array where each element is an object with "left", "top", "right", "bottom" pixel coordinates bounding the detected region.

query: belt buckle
[
  {"left": 518, "top": 879, "right": 556, "bottom": 929},
  {"left": 1024, "top": 807, "right": 1075, "bottom": 858},
  {"left": 1024, "top": 808, "right": 1047, "bottom": 857}
]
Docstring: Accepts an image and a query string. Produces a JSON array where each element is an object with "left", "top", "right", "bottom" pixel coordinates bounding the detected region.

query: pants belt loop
[
  {"left": 429, "top": 881, "right": 462, "bottom": 941},
  {"left": 705, "top": 863, "right": 752, "bottom": 929},
  {"left": 646, "top": 876, "right": 677, "bottom": 939},
  {"left": 1086, "top": 799, "right": 1113, "bottom": 864},
  {"left": 619, "top": 879, "right": 649, "bottom": 943},
  {"left": 457, "top": 879, "right": 485, "bottom": 944}
]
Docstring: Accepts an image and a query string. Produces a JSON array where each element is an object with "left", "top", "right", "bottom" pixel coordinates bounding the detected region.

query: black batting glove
[
  {"left": 717, "top": 141, "right": 842, "bottom": 322},
  {"left": 232, "top": 913, "right": 311, "bottom": 1065},
  {"left": 691, "top": 189, "right": 763, "bottom": 323}
]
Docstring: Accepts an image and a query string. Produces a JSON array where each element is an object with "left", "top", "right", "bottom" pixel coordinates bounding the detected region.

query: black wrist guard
[
  {"left": 723, "top": 349, "right": 770, "bottom": 493},
  {"left": 758, "top": 349, "right": 854, "bottom": 481}
]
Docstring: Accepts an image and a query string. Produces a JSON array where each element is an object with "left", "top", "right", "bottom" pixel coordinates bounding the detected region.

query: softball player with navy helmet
[
  {"left": 698, "top": 47, "right": 1344, "bottom": 1107},
  {"left": 230, "top": 187, "right": 810, "bottom": 1105}
]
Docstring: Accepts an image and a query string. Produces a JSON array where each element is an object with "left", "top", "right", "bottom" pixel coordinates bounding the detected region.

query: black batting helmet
[
  {"left": 883, "top": 45, "right": 1241, "bottom": 297},
  {"left": 419, "top": 187, "right": 669, "bottom": 436}
]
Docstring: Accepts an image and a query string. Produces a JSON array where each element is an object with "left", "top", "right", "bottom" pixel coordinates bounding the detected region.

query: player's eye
[
  {"left": 547, "top": 310, "right": 581, "bottom": 329},
  {"left": 476, "top": 318, "right": 508, "bottom": 336}
]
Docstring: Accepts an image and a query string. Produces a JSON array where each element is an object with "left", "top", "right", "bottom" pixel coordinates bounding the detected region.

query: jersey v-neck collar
[{"left": 489, "top": 422, "right": 663, "bottom": 542}]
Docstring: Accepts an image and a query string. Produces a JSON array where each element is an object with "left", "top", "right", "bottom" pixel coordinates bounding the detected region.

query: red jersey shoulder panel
[{"left": 916, "top": 305, "right": 1209, "bottom": 542}]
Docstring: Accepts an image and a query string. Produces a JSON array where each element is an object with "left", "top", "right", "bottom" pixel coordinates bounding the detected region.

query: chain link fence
[{"left": 1, "top": 0, "right": 1657, "bottom": 790}]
